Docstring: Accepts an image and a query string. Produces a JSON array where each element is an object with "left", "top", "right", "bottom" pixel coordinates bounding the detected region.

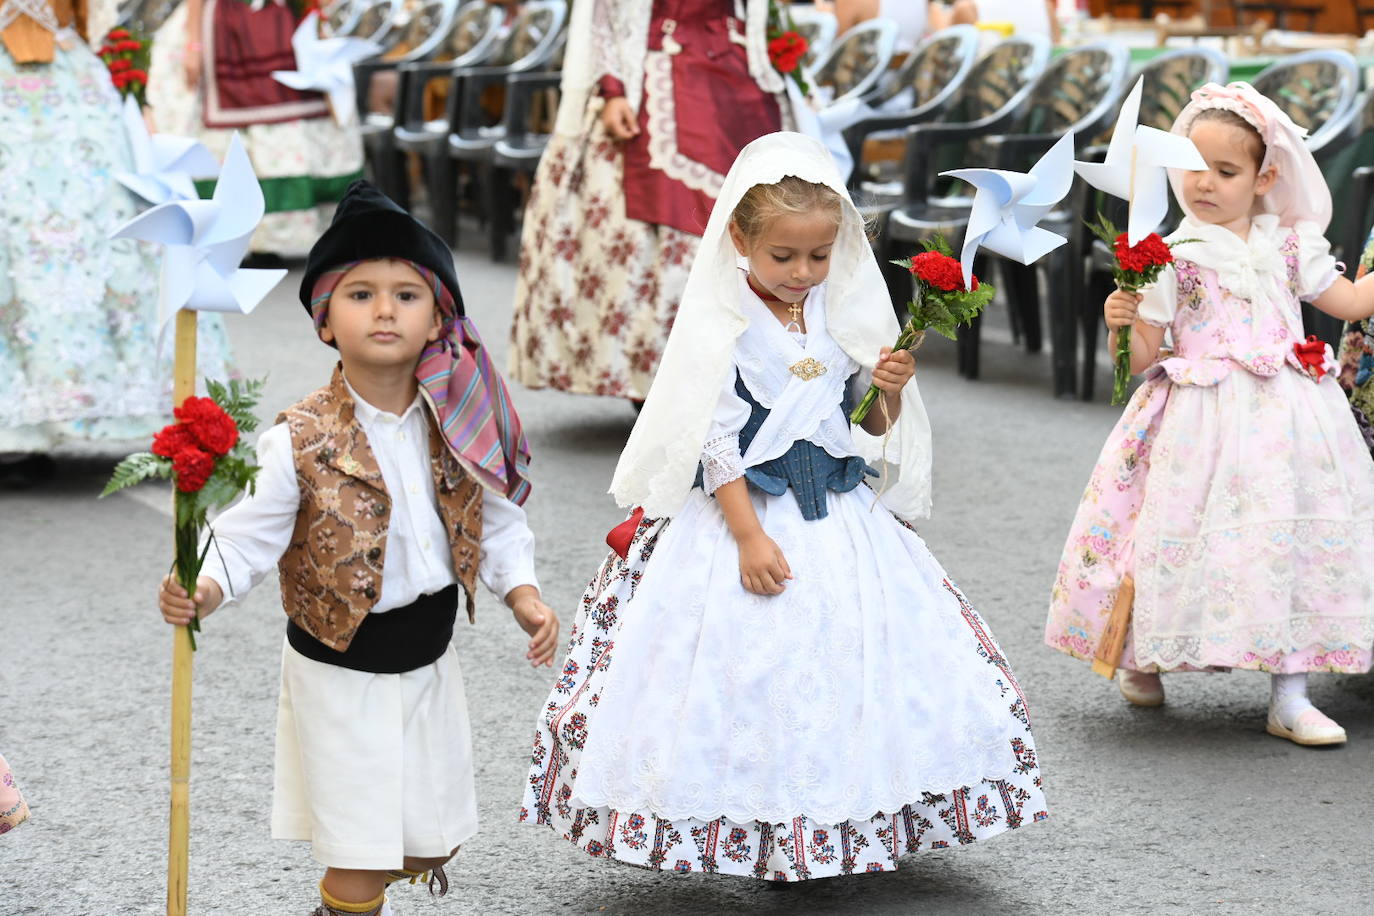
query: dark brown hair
[{"left": 1190, "top": 108, "right": 1266, "bottom": 168}]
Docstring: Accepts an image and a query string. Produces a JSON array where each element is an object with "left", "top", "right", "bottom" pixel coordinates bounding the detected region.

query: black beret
[{"left": 299, "top": 179, "right": 465, "bottom": 316}]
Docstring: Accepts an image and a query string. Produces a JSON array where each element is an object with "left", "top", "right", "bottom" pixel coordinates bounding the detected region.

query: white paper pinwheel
[
  {"left": 271, "top": 12, "right": 382, "bottom": 126},
  {"left": 114, "top": 96, "right": 220, "bottom": 205},
  {"left": 111, "top": 133, "right": 286, "bottom": 342},
  {"left": 941, "top": 132, "right": 1077, "bottom": 291},
  {"left": 1074, "top": 77, "right": 1207, "bottom": 246}
]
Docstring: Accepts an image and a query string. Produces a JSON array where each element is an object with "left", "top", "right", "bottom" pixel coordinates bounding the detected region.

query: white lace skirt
[
  {"left": 521, "top": 487, "right": 1047, "bottom": 881},
  {"left": 1132, "top": 366, "right": 1374, "bottom": 672}
]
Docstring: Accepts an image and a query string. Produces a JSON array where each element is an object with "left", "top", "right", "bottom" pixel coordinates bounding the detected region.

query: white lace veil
[{"left": 609, "top": 131, "right": 934, "bottom": 521}]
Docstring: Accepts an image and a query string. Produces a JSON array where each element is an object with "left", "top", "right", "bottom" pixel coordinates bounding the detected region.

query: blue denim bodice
[{"left": 694, "top": 374, "right": 874, "bottom": 520}]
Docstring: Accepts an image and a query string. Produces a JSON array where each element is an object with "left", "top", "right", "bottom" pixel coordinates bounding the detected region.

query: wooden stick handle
[
  {"left": 168, "top": 309, "right": 197, "bottom": 916},
  {"left": 1092, "top": 574, "right": 1134, "bottom": 680}
]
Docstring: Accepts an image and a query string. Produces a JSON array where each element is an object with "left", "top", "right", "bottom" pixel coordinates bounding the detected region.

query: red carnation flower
[
  {"left": 107, "top": 28, "right": 131, "bottom": 39},
  {"left": 768, "top": 31, "right": 808, "bottom": 74},
  {"left": 172, "top": 447, "right": 215, "bottom": 493},
  {"left": 1113, "top": 232, "right": 1173, "bottom": 274},
  {"left": 909, "top": 250, "right": 968, "bottom": 292},
  {"left": 174, "top": 396, "right": 239, "bottom": 456},
  {"left": 127, "top": 69, "right": 148, "bottom": 83},
  {"left": 109, "top": 58, "right": 131, "bottom": 72},
  {"left": 151, "top": 422, "right": 197, "bottom": 459},
  {"left": 115, "top": 39, "right": 141, "bottom": 52}
]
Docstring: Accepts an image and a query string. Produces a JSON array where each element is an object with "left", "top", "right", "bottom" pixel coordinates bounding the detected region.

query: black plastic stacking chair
[
  {"left": 354, "top": 0, "right": 465, "bottom": 201},
  {"left": 807, "top": 18, "right": 899, "bottom": 105},
  {"left": 842, "top": 25, "right": 983, "bottom": 196},
  {"left": 790, "top": 6, "right": 838, "bottom": 71},
  {"left": 379, "top": 2, "right": 508, "bottom": 213},
  {"left": 426, "top": 1, "right": 567, "bottom": 248},
  {"left": 860, "top": 36, "right": 1049, "bottom": 257},
  {"left": 1076, "top": 47, "right": 1229, "bottom": 401},
  {"left": 880, "top": 40, "right": 1125, "bottom": 397}
]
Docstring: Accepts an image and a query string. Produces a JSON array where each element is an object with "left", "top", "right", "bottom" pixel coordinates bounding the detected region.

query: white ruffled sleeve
[
  {"left": 1295, "top": 220, "right": 1341, "bottom": 301},
  {"left": 700, "top": 370, "right": 752, "bottom": 495},
  {"left": 1136, "top": 267, "right": 1178, "bottom": 328}
]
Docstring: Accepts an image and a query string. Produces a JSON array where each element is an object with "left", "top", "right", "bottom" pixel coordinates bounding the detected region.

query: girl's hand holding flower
[
  {"left": 1104, "top": 289, "right": 1142, "bottom": 331},
  {"left": 872, "top": 346, "right": 915, "bottom": 393}
]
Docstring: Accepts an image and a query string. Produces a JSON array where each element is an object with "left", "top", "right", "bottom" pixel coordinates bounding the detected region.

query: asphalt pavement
[{"left": 3, "top": 237, "right": 1372, "bottom": 915}]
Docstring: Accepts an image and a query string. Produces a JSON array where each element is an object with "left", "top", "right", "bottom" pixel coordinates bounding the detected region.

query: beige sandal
[
  {"left": 1266, "top": 706, "right": 1347, "bottom": 747},
  {"left": 1117, "top": 669, "right": 1165, "bottom": 707}
]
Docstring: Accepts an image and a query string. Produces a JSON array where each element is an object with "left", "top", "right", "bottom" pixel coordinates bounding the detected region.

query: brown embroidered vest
[{"left": 276, "top": 365, "right": 484, "bottom": 651}]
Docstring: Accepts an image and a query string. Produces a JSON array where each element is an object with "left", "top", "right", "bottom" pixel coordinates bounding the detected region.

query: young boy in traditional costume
[{"left": 158, "top": 180, "right": 558, "bottom": 916}]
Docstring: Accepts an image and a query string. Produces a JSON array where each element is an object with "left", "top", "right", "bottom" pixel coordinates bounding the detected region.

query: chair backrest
[
  {"left": 939, "top": 35, "right": 1050, "bottom": 127},
  {"left": 808, "top": 18, "right": 899, "bottom": 104},
  {"left": 440, "top": 1, "right": 506, "bottom": 65},
  {"left": 324, "top": 0, "right": 359, "bottom": 36},
  {"left": 490, "top": 0, "right": 568, "bottom": 71},
  {"left": 1129, "top": 47, "right": 1229, "bottom": 132},
  {"left": 1014, "top": 42, "right": 1130, "bottom": 143},
  {"left": 1252, "top": 50, "right": 1360, "bottom": 147},
  {"left": 118, "top": 0, "right": 181, "bottom": 33},
  {"left": 789, "top": 7, "right": 838, "bottom": 70},
  {"left": 351, "top": 0, "right": 400, "bottom": 48},
  {"left": 869, "top": 25, "right": 980, "bottom": 115},
  {"left": 389, "top": 0, "right": 461, "bottom": 62}
]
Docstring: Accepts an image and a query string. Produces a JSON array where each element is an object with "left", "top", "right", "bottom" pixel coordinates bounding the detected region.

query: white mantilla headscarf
[
  {"left": 610, "top": 132, "right": 934, "bottom": 521},
  {"left": 555, "top": 0, "right": 785, "bottom": 137}
]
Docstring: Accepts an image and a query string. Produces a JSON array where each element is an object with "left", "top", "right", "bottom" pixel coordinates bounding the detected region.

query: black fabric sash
[{"left": 287, "top": 585, "right": 459, "bottom": 674}]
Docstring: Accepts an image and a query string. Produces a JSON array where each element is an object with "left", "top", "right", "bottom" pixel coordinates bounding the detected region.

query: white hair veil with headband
[
  {"left": 610, "top": 132, "right": 934, "bottom": 521},
  {"left": 1168, "top": 81, "right": 1331, "bottom": 231}
]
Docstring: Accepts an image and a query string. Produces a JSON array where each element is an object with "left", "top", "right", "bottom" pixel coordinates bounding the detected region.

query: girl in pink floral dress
[{"left": 1046, "top": 83, "right": 1374, "bottom": 747}]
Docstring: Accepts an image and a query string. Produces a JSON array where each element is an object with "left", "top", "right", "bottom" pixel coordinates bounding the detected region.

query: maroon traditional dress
[{"left": 509, "top": 0, "right": 786, "bottom": 400}]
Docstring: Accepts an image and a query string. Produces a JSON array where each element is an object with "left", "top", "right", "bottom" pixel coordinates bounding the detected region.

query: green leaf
[
  {"left": 207, "top": 376, "right": 266, "bottom": 435},
  {"left": 100, "top": 452, "right": 171, "bottom": 497}
]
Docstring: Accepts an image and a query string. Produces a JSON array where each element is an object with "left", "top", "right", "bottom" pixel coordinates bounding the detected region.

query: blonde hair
[{"left": 730, "top": 176, "right": 845, "bottom": 244}]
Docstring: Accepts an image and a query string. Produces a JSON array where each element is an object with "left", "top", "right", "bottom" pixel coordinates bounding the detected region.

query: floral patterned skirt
[
  {"left": 0, "top": 42, "right": 234, "bottom": 451},
  {"left": 1047, "top": 366, "right": 1374, "bottom": 674},
  {"left": 507, "top": 100, "right": 697, "bottom": 400},
  {"left": 520, "top": 490, "right": 1048, "bottom": 881}
]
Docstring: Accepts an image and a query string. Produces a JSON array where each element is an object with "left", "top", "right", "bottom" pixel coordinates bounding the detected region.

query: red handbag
[{"left": 606, "top": 507, "right": 646, "bottom": 559}]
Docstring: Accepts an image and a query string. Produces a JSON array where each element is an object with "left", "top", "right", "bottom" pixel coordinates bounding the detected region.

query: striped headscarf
[{"left": 311, "top": 260, "right": 532, "bottom": 505}]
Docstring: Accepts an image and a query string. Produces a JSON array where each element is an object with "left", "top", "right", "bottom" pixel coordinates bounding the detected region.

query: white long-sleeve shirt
[{"left": 203, "top": 384, "right": 538, "bottom": 613}]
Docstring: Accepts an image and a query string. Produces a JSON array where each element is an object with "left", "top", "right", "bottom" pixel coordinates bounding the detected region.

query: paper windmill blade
[
  {"left": 941, "top": 132, "right": 1077, "bottom": 291},
  {"left": 114, "top": 96, "right": 220, "bottom": 205},
  {"left": 110, "top": 133, "right": 286, "bottom": 340},
  {"left": 271, "top": 11, "right": 382, "bottom": 126},
  {"left": 1073, "top": 77, "right": 1207, "bottom": 246}
]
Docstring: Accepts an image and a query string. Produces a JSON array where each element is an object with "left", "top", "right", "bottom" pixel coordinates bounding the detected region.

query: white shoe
[
  {"left": 1117, "top": 669, "right": 1165, "bottom": 707},
  {"left": 1266, "top": 705, "right": 1347, "bottom": 747}
]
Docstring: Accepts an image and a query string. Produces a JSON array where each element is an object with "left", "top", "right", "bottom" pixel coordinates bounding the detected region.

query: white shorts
[{"left": 270, "top": 639, "right": 479, "bottom": 869}]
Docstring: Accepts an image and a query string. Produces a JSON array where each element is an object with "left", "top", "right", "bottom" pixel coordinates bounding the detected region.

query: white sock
[{"left": 1270, "top": 672, "right": 1314, "bottom": 724}]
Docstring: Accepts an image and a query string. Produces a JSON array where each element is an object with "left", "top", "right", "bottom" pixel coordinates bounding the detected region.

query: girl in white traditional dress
[
  {"left": 520, "top": 132, "right": 1047, "bottom": 881},
  {"left": 1046, "top": 83, "right": 1374, "bottom": 747},
  {"left": 0, "top": 0, "right": 233, "bottom": 469}
]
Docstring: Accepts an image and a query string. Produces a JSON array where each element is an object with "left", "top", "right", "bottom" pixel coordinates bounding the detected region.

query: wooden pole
[
  {"left": 168, "top": 308, "right": 197, "bottom": 916},
  {"left": 1092, "top": 575, "right": 1135, "bottom": 680}
]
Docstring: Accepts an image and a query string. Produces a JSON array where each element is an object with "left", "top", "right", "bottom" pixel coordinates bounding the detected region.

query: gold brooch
[{"left": 789, "top": 357, "right": 827, "bottom": 381}]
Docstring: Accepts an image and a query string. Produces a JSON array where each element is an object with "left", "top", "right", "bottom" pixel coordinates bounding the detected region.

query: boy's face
[{"left": 320, "top": 259, "right": 442, "bottom": 371}]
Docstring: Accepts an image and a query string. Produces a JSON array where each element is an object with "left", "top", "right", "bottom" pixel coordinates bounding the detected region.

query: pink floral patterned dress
[{"left": 1046, "top": 217, "right": 1374, "bottom": 674}]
